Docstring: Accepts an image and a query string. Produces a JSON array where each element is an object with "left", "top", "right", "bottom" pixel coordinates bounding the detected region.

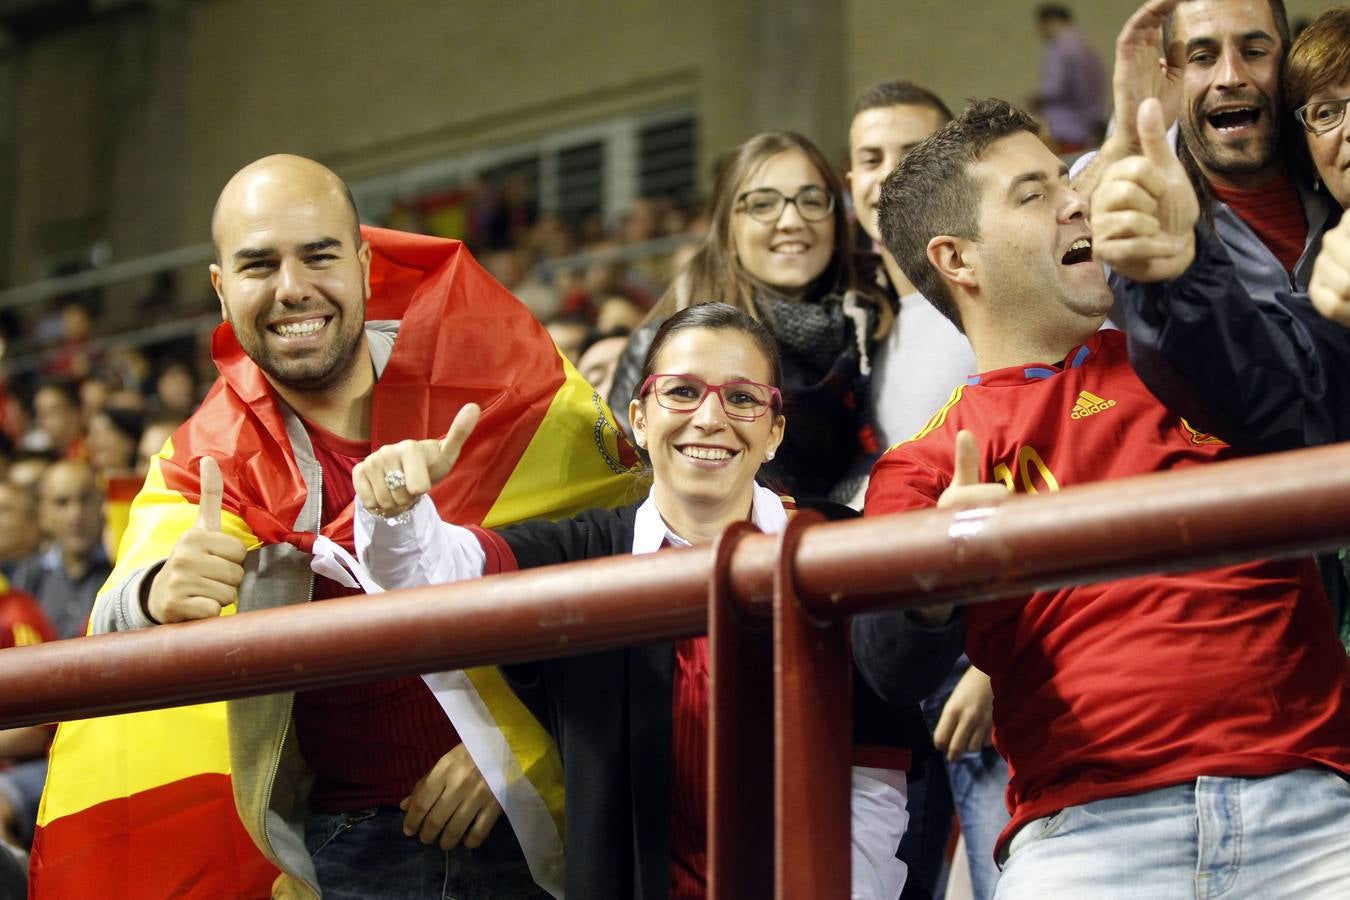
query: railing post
[
  {"left": 773, "top": 510, "right": 851, "bottom": 900},
  {"left": 708, "top": 521, "right": 774, "bottom": 900}
]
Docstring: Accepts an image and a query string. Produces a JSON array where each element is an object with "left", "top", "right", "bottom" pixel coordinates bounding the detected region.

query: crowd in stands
[{"left": 0, "top": 0, "right": 1348, "bottom": 897}]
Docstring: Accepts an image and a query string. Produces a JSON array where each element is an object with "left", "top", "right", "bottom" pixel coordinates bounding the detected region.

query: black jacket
[
  {"left": 496, "top": 502, "right": 943, "bottom": 900},
  {"left": 1116, "top": 220, "right": 1350, "bottom": 452}
]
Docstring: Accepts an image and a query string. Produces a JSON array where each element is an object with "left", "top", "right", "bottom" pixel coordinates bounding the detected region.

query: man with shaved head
[{"left": 35, "top": 154, "right": 636, "bottom": 898}]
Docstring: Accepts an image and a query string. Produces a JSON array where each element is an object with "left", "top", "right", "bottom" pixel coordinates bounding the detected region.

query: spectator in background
[
  {"left": 77, "top": 371, "right": 115, "bottom": 422},
  {"left": 546, "top": 312, "right": 593, "bottom": 365},
  {"left": 0, "top": 461, "right": 102, "bottom": 876},
  {"left": 0, "top": 575, "right": 56, "bottom": 884},
  {"left": 26, "top": 379, "right": 83, "bottom": 458},
  {"left": 136, "top": 417, "right": 180, "bottom": 476},
  {"left": 85, "top": 406, "right": 143, "bottom": 479},
  {"left": 6, "top": 450, "right": 55, "bottom": 498},
  {"left": 1032, "top": 4, "right": 1108, "bottom": 152},
  {"left": 575, "top": 328, "right": 631, "bottom": 401},
  {"left": 152, "top": 359, "right": 199, "bottom": 421},
  {"left": 41, "top": 301, "right": 100, "bottom": 380},
  {"left": 482, "top": 247, "right": 560, "bottom": 321},
  {"left": 0, "top": 483, "right": 38, "bottom": 577},
  {"left": 848, "top": 80, "right": 975, "bottom": 447},
  {"left": 11, "top": 459, "right": 109, "bottom": 640},
  {"left": 847, "top": 78, "right": 1006, "bottom": 900},
  {"left": 609, "top": 131, "right": 889, "bottom": 503}
]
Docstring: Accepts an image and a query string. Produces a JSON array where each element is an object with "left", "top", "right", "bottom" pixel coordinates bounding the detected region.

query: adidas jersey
[{"left": 866, "top": 328, "right": 1350, "bottom": 856}]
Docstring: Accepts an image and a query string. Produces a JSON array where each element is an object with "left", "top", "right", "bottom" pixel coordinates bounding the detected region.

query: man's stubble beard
[{"left": 227, "top": 305, "right": 366, "bottom": 395}]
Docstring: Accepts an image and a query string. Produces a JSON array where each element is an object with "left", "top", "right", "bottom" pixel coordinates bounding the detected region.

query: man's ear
[
  {"left": 357, "top": 239, "right": 373, "bottom": 299},
  {"left": 927, "top": 235, "right": 979, "bottom": 292},
  {"left": 209, "top": 264, "right": 228, "bottom": 321}
]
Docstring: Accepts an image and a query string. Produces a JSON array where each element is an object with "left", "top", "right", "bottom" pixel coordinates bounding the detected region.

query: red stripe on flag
[{"left": 30, "top": 773, "right": 277, "bottom": 899}]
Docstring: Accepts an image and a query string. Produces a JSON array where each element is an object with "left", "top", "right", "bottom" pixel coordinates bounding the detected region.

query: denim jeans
[
  {"left": 305, "top": 807, "right": 550, "bottom": 900},
  {"left": 995, "top": 768, "right": 1350, "bottom": 899},
  {"left": 944, "top": 744, "right": 1011, "bottom": 900},
  {"left": 904, "top": 656, "right": 1010, "bottom": 900}
]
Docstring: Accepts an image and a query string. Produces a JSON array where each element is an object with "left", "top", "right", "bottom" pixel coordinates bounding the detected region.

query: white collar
[{"left": 631, "top": 482, "right": 788, "bottom": 556}]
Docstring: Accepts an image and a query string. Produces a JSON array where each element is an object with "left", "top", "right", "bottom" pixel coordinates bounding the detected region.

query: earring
[{"left": 765, "top": 450, "right": 775, "bottom": 461}]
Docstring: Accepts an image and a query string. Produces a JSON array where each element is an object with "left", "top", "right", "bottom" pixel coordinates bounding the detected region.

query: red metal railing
[{"left": 3, "top": 442, "right": 1350, "bottom": 898}]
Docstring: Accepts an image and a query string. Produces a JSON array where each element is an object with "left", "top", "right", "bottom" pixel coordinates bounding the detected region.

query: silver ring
[{"left": 384, "top": 469, "right": 407, "bottom": 491}]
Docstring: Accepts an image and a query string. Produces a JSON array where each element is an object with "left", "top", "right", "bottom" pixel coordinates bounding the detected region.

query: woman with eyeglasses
[
  {"left": 608, "top": 132, "right": 890, "bottom": 505},
  {"left": 1286, "top": 7, "right": 1350, "bottom": 212},
  {"left": 351, "top": 303, "right": 945, "bottom": 900}
]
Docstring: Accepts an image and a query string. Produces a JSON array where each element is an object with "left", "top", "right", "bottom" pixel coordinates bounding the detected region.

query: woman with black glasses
[
  {"left": 351, "top": 303, "right": 945, "bottom": 900},
  {"left": 609, "top": 132, "right": 890, "bottom": 505}
]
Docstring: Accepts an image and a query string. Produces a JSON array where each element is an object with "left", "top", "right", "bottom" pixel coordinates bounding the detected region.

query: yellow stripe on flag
[
  {"left": 484, "top": 353, "right": 642, "bottom": 528},
  {"left": 38, "top": 704, "right": 233, "bottom": 826}
]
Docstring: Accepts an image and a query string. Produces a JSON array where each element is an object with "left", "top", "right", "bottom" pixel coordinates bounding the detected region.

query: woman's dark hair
[
  {"left": 93, "top": 405, "right": 145, "bottom": 446},
  {"left": 633, "top": 302, "right": 782, "bottom": 403}
]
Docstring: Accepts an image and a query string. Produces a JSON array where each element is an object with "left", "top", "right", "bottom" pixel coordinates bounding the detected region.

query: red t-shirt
[
  {"left": 1210, "top": 174, "right": 1308, "bottom": 274},
  {"left": 866, "top": 329, "right": 1350, "bottom": 856},
  {"left": 293, "top": 419, "right": 460, "bottom": 813},
  {"left": 669, "top": 635, "right": 709, "bottom": 900}
]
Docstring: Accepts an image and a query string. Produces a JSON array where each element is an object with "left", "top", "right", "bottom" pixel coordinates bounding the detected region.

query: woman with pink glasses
[{"left": 352, "top": 302, "right": 946, "bottom": 900}]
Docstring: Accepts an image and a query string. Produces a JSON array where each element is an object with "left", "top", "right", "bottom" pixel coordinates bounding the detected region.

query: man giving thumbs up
[{"left": 854, "top": 96, "right": 1350, "bottom": 899}]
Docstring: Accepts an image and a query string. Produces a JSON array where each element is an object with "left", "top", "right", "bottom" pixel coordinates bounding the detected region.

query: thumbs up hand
[
  {"left": 354, "top": 403, "right": 481, "bottom": 520},
  {"left": 1310, "top": 216, "right": 1350, "bottom": 328},
  {"left": 1091, "top": 97, "right": 1200, "bottom": 283},
  {"left": 937, "top": 430, "right": 1010, "bottom": 511},
  {"left": 146, "top": 456, "right": 249, "bottom": 624}
]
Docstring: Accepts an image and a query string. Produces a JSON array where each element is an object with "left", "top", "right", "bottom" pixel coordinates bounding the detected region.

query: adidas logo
[{"left": 1070, "top": 390, "right": 1116, "bottom": 419}]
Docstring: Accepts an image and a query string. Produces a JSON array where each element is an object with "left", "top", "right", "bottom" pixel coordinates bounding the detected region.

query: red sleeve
[
  {"left": 465, "top": 525, "right": 520, "bottom": 576},
  {"left": 0, "top": 589, "right": 57, "bottom": 648},
  {"left": 864, "top": 441, "right": 952, "bottom": 517}
]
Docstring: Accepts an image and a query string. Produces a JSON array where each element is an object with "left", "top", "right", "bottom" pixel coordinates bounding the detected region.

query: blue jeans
[
  {"left": 305, "top": 807, "right": 549, "bottom": 900},
  {"left": 995, "top": 768, "right": 1350, "bottom": 899},
  {"left": 945, "top": 744, "right": 1011, "bottom": 899},
  {"left": 907, "top": 656, "right": 1010, "bottom": 900}
]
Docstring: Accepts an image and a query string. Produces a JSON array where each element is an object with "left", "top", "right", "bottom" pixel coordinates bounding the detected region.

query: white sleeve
[
  {"left": 850, "top": 766, "right": 910, "bottom": 900},
  {"left": 354, "top": 495, "right": 487, "bottom": 589}
]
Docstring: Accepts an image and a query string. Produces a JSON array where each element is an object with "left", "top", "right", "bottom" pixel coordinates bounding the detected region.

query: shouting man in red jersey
[{"left": 854, "top": 98, "right": 1350, "bottom": 899}]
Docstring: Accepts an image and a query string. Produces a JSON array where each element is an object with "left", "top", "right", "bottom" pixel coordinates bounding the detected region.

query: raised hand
[
  {"left": 353, "top": 403, "right": 481, "bottom": 518},
  {"left": 1092, "top": 97, "right": 1199, "bottom": 282},
  {"left": 1072, "top": 0, "right": 1183, "bottom": 199},
  {"left": 937, "top": 430, "right": 1009, "bottom": 510},
  {"left": 1310, "top": 217, "right": 1350, "bottom": 327},
  {"left": 1107, "top": 0, "right": 1184, "bottom": 155},
  {"left": 146, "top": 456, "right": 248, "bottom": 624}
]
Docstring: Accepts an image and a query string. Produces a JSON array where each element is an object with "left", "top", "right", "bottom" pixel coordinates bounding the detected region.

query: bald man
[{"left": 44, "top": 155, "right": 633, "bottom": 899}]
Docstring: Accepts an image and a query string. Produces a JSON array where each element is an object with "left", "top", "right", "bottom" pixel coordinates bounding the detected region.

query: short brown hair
[
  {"left": 852, "top": 80, "right": 953, "bottom": 123},
  {"left": 876, "top": 98, "right": 1039, "bottom": 333},
  {"left": 1283, "top": 7, "right": 1350, "bottom": 114}
]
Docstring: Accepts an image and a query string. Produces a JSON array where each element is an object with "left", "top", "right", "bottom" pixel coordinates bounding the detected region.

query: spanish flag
[{"left": 32, "top": 227, "right": 640, "bottom": 898}]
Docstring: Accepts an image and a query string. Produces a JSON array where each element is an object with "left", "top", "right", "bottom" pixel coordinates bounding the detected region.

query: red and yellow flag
[{"left": 32, "top": 227, "right": 638, "bottom": 898}]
